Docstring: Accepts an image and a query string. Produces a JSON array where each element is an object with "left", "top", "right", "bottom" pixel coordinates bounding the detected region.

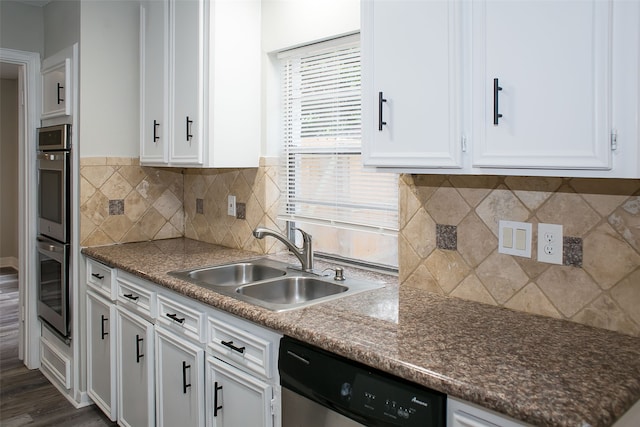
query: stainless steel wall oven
[{"left": 37, "top": 124, "right": 71, "bottom": 339}]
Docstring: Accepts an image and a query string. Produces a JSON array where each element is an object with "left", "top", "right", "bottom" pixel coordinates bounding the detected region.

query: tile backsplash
[
  {"left": 79, "top": 157, "right": 285, "bottom": 253},
  {"left": 399, "top": 174, "right": 640, "bottom": 337},
  {"left": 80, "top": 158, "right": 184, "bottom": 246},
  {"left": 80, "top": 158, "right": 640, "bottom": 336}
]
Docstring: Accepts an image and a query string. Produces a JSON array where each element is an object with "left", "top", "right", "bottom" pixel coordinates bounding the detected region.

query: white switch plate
[
  {"left": 498, "top": 220, "right": 532, "bottom": 258},
  {"left": 227, "top": 195, "right": 236, "bottom": 216},
  {"left": 537, "top": 223, "right": 563, "bottom": 264}
]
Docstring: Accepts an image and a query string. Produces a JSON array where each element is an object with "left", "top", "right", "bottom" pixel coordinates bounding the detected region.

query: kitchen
[{"left": 1, "top": 0, "right": 640, "bottom": 426}]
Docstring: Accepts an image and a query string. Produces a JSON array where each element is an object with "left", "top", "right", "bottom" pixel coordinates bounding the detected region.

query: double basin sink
[{"left": 169, "top": 257, "right": 384, "bottom": 312}]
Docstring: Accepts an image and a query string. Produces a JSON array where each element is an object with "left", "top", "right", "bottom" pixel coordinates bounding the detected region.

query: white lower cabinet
[
  {"left": 85, "top": 257, "right": 280, "bottom": 427},
  {"left": 117, "top": 306, "right": 155, "bottom": 427},
  {"left": 155, "top": 327, "right": 205, "bottom": 426},
  {"left": 206, "top": 356, "right": 274, "bottom": 427},
  {"left": 86, "top": 291, "right": 116, "bottom": 421}
]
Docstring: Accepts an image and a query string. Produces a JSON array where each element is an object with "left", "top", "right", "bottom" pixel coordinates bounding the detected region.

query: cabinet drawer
[
  {"left": 157, "top": 294, "right": 206, "bottom": 344},
  {"left": 208, "top": 317, "right": 273, "bottom": 379},
  {"left": 87, "top": 259, "right": 116, "bottom": 300},
  {"left": 116, "top": 274, "right": 156, "bottom": 319}
]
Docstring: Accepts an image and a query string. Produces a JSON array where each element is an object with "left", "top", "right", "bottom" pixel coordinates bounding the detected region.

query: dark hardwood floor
[{"left": 0, "top": 267, "right": 117, "bottom": 426}]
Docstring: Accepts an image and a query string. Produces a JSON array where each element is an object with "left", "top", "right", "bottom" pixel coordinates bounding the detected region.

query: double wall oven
[{"left": 37, "top": 124, "right": 71, "bottom": 339}]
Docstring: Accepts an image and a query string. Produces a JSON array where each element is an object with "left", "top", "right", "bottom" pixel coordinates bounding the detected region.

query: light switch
[
  {"left": 515, "top": 228, "right": 527, "bottom": 251},
  {"left": 503, "top": 227, "right": 513, "bottom": 248},
  {"left": 498, "top": 220, "right": 532, "bottom": 258}
]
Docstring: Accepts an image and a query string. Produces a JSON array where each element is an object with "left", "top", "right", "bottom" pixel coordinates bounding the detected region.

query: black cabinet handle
[
  {"left": 123, "top": 293, "right": 139, "bottom": 301},
  {"left": 186, "top": 116, "right": 193, "bottom": 141},
  {"left": 378, "top": 91, "right": 387, "bottom": 131},
  {"left": 91, "top": 273, "right": 104, "bottom": 280},
  {"left": 135, "top": 334, "right": 144, "bottom": 363},
  {"left": 213, "top": 381, "right": 223, "bottom": 416},
  {"left": 221, "top": 340, "right": 245, "bottom": 354},
  {"left": 182, "top": 361, "right": 191, "bottom": 394},
  {"left": 493, "top": 78, "right": 503, "bottom": 125},
  {"left": 57, "top": 83, "right": 64, "bottom": 104},
  {"left": 166, "top": 313, "right": 185, "bottom": 324},
  {"left": 153, "top": 120, "right": 160, "bottom": 142},
  {"left": 100, "top": 315, "right": 108, "bottom": 340}
]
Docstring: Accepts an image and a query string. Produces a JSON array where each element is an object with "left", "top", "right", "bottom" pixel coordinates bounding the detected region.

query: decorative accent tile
[
  {"left": 436, "top": 224, "right": 457, "bottom": 250},
  {"left": 236, "top": 202, "right": 246, "bottom": 220},
  {"left": 196, "top": 198, "right": 204, "bottom": 215},
  {"left": 563, "top": 236, "right": 582, "bottom": 267},
  {"left": 108, "top": 199, "right": 124, "bottom": 215}
]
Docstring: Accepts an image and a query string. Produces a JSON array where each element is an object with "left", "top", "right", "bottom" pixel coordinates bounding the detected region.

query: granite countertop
[{"left": 82, "top": 238, "right": 640, "bottom": 427}]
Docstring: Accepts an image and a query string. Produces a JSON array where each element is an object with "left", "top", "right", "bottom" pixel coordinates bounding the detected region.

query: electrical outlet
[
  {"left": 537, "top": 223, "right": 563, "bottom": 264},
  {"left": 227, "top": 195, "right": 236, "bottom": 216}
]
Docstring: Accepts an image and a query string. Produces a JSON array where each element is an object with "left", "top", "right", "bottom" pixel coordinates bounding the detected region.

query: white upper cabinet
[
  {"left": 41, "top": 47, "right": 73, "bottom": 119},
  {"left": 140, "top": 0, "right": 169, "bottom": 164},
  {"left": 140, "top": 0, "right": 261, "bottom": 167},
  {"left": 362, "top": 0, "right": 463, "bottom": 168},
  {"left": 361, "top": 0, "right": 640, "bottom": 177},
  {"left": 471, "top": 0, "right": 611, "bottom": 170}
]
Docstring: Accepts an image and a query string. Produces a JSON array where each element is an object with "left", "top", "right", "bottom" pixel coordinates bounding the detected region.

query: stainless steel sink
[
  {"left": 237, "top": 277, "right": 348, "bottom": 305},
  {"left": 169, "top": 257, "right": 385, "bottom": 311},
  {"left": 169, "top": 258, "right": 287, "bottom": 288}
]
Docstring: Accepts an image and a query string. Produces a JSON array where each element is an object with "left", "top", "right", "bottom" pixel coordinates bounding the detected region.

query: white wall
[
  {"left": 0, "top": 79, "right": 19, "bottom": 263},
  {"left": 44, "top": 0, "right": 80, "bottom": 57},
  {"left": 261, "top": 0, "right": 360, "bottom": 52},
  {"left": 0, "top": 1, "right": 44, "bottom": 55},
  {"left": 79, "top": 0, "right": 140, "bottom": 158},
  {"left": 261, "top": 0, "right": 360, "bottom": 156}
]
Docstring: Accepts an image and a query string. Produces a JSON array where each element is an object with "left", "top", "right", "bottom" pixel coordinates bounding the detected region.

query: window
[{"left": 278, "top": 35, "right": 399, "bottom": 268}]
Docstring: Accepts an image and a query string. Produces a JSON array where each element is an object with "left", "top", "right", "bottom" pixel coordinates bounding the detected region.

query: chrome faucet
[{"left": 253, "top": 227, "right": 314, "bottom": 272}]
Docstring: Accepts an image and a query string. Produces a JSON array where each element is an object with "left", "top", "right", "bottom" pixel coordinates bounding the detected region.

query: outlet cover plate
[
  {"left": 227, "top": 195, "right": 236, "bottom": 216},
  {"left": 538, "top": 223, "right": 563, "bottom": 264},
  {"left": 498, "top": 220, "right": 532, "bottom": 258}
]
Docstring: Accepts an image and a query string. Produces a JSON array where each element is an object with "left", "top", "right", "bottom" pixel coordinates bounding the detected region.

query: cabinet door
[
  {"left": 140, "top": 0, "right": 169, "bottom": 164},
  {"left": 155, "top": 328, "right": 205, "bottom": 427},
  {"left": 41, "top": 51, "right": 71, "bottom": 119},
  {"left": 206, "top": 356, "right": 274, "bottom": 427},
  {"left": 117, "top": 307, "right": 155, "bottom": 427},
  {"left": 471, "top": 0, "right": 612, "bottom": 169},
  {"left": 86, "top": 292, "right": 116, "bottom": 421},
  {"left": 170, "top": 0, "right": 204, "bottom": 164},
  {"left": 362, "top": 0, "right": 463, "bottom": 168}
]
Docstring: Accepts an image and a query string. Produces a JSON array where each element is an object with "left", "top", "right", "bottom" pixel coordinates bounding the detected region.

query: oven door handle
[
  {"left": 38, "top": 153, "right": 63, "bottom": 161},
  {"left": 37, "top": 238, "right": 63, "bottom": 253}
]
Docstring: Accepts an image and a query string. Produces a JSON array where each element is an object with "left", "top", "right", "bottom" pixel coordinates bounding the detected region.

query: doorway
[{"left": 0, "top": 49, "right": 41, "bottom": 369}]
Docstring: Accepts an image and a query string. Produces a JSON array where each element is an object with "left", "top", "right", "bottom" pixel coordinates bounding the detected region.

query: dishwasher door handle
[{"left": 286, "top": 350, "right": 310, "bottom": 365}]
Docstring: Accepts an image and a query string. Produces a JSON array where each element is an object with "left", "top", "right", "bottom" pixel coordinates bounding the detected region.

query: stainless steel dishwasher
[{"left": 279, "top": 337, "right": 446, "bottom": 427}]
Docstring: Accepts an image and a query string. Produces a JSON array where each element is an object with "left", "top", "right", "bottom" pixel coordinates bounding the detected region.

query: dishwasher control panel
[{"left": 279, "top": 337, "right": 446, "bottom": 427}]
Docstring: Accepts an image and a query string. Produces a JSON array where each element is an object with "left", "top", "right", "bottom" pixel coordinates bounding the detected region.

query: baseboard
[{"left": 0, "top": 256, "right": 19, "bottom": 270}]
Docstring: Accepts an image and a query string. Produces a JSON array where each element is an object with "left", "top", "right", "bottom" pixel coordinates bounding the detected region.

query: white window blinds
[{"left": 278, "top": 35, "right": 399, "bottom": 235}]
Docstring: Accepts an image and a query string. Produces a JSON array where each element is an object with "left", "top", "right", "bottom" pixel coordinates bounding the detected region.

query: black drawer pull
[
  {"left": 213, "top": 382, "right": 223, "bottom": 416},
  {"left": 123, "top": 293, "right": 139, "bottom": 301},
  {"left": 100, "top": 315, "right": 108, "bottom": 340},
  {"left": 166, "top": 313, "right": 185, "bottom": 324},
  {"left": 57, "top": 82, "right": 64, "bottom": 104},
  {"left": 186, "top": 116, "right": 193, "bottom": 141},
  {"left": 91, "top": 273, "right": 105, "bottom": 280},
  {"left": 493, "top": 78, "right": 503, "bottom": 125},
  {"left": 221, "top": 340, "right": 245, "bottom": 354},
  {"left": 136, "top": 334, "right": 144, "bottom": 363},
  {"left": 182, "top": 361, "right": 191, "bottom": 394},
  {"left": 378, "top": 91, "right": 387, "bottom": 131},
  {"left": 153, "top": 119, "right": 160, "bottom": 142}
]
